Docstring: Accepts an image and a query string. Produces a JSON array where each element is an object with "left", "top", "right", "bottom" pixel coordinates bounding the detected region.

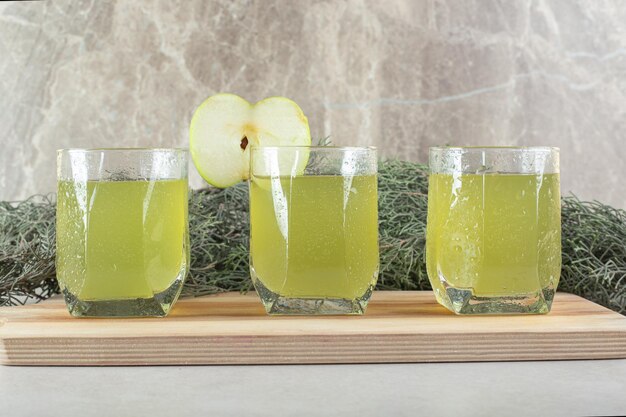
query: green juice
[
  {"left": 56, "top": 179, "right": 188, "bottom": 301},
  {"left": 426, "top": 173, "right": 561, "bottom": 312},
  {"left": 249, "top": 175, "right": 379, "bottom": 302}
]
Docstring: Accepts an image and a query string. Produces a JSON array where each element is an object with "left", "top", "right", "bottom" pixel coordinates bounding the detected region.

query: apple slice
[{"left": 189, "top": 94, "right": 311, "bottom": 188}]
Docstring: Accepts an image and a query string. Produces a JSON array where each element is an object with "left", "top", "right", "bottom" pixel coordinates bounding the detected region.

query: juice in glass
[
  {"left": 56, "top": 149, "right": 189, "bottom": 317},
  {"left": 426, "top": 147, "right": 561, "bottom": 314},
  {"left": 249, "top": 147, "right": 379, "bottom": 314}
]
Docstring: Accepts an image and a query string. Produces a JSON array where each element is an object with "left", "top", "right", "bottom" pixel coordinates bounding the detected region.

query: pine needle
[
  {"left": 0, "top": 195, "right": 57, "bottom": 306},
  {"left": 1, "top": 160, "right": 625, "bottom": 315}
]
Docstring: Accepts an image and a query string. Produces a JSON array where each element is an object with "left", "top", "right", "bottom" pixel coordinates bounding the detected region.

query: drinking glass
[
  {"left": 249, "top": 146, "right": 379, "bottom": 315},
  {"left": 56, "top": 148, "right": 189, "bottom": 317},
  {"left": 426, "top": 147, "right": 561, "bottom": 314}
]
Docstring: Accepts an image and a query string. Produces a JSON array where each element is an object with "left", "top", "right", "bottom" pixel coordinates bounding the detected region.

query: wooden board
[{"left": 1, "top": 291, "right": 626, "bottom": 366}]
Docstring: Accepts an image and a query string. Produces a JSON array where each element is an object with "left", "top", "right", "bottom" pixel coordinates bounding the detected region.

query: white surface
[{"left": 1, "top": 360, "right": 625, "bottom": 417}]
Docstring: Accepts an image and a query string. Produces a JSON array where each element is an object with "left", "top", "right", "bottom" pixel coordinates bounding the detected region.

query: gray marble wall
[{"left": 1, "top": 0, "right": 625, "bottom": 207}]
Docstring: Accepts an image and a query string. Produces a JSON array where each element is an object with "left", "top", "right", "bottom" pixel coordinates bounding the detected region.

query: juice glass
[
  {"left": 426, "top": 146, "right": 561, "bottom": 314},
  {"left": 249, "top": 146, "right": 379, "bottom": 315},
  {"left": 56, "top": 148, "right": 189, "bottom": 317}
]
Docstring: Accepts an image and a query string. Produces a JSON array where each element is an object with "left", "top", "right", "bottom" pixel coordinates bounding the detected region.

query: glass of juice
[
  {"left": 426, "top": 146, "right": 561, "bottom": 314},
  {"left": 56, "top": 148, "right": 189, "bottom": 317},
  {"left": 249, "top": 146, "right": 379, "bottom": 315}
]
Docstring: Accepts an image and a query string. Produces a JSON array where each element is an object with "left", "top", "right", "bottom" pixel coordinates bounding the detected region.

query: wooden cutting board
[{"left": 1, "top": 291, "right": 626, "bottom": 366}]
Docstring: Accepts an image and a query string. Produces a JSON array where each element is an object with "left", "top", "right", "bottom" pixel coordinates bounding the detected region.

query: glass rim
[
  {"left": 430, "top": 146, "right": 559, "bottom": 152},
  {"left": 57, "top": 147, "right": 188, "bottom": 154},
  {"left": 250, "top": 145, "right": 376, "bottom": 151}
]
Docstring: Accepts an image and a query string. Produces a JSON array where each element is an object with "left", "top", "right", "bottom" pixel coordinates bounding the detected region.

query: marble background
[{"left": 1, "top": 0, "right": 625, "bottom": 207}]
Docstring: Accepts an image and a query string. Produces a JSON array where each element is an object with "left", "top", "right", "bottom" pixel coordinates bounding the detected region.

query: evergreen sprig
[{"left": 1, "top": 160, "right": 625, "bottom": 315}]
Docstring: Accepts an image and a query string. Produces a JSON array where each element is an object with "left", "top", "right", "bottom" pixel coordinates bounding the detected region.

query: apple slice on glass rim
[{"left": 189, "top": 93, "right": 311, "bottom": 188}]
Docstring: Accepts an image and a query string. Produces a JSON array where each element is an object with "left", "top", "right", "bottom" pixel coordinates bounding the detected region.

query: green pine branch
[{"left": 1, "top": 159, "right": 625, "bottom": 315}]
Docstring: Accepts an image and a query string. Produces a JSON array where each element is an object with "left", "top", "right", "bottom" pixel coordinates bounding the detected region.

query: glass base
[
  {"left": 61, "top": 277, "right": 184, "bottom": 318},
  {"left": 434, "top": 285, "right": 555, "bottom": 315},
  {"left": 252, "top": 278, "right": 375, "bottom": 315}
]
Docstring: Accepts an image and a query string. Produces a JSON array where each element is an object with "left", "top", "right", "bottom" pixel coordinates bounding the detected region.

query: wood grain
[{"left": 1, "top": 291, "right": 626, "bottom": 366}]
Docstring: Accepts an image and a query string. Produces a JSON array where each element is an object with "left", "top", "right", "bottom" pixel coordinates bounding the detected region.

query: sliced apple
[{"left": 189, "top": 94, "right": 311, "bottom": 188}]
